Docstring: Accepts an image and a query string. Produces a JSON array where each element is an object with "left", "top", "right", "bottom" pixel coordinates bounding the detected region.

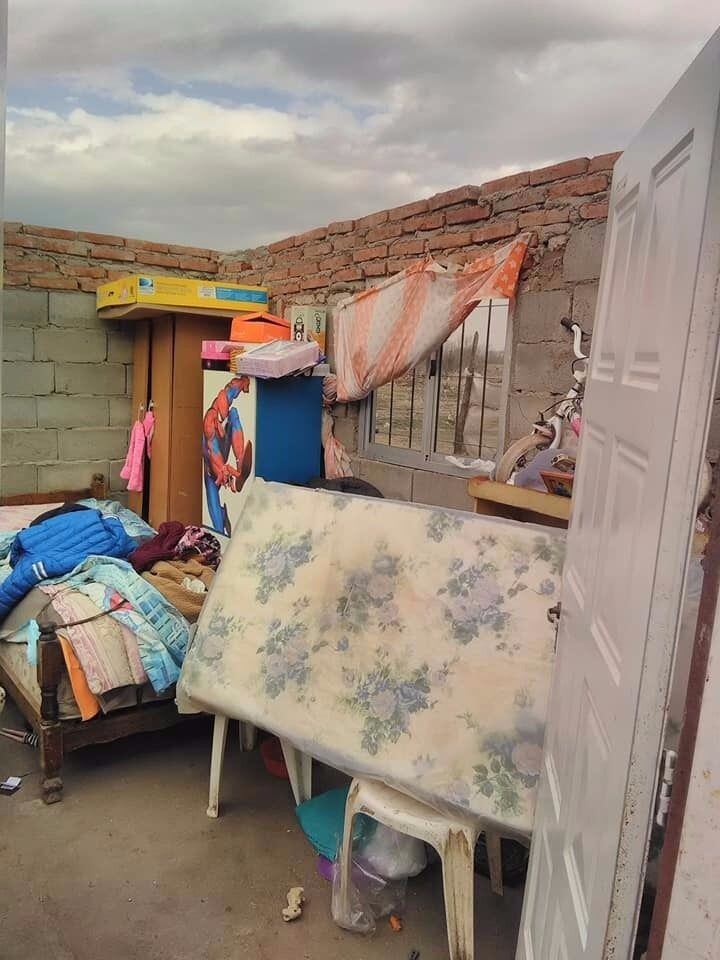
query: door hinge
[{"left": 655, "top": 749, "right": 677, "bottom": 828}]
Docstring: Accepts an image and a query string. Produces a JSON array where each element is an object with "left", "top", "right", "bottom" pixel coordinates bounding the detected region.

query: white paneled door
[{"left": 518, "top": 29, "right": 720, "bottom": 960}]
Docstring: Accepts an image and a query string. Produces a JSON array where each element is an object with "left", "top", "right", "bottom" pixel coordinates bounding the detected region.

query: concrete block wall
[
  {"left": 218, "top": 153, "right": 618, "bottom": 507},
  {"left": 1, "top": 289, "right": 135, "bottom": 497}
]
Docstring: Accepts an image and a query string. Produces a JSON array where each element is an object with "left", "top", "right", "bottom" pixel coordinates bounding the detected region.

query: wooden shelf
[{"left": 467, "top": 478, "right": 571, "bottom": 528}]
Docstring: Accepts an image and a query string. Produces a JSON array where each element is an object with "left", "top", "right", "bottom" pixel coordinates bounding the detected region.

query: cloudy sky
[{"left": 5, "top": 2, "right": 717, "bottom": 250}]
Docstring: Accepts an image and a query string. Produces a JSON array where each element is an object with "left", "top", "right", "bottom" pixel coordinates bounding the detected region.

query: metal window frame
[{"left": 359, "top": 298, "right": 514, "bottom": 477}]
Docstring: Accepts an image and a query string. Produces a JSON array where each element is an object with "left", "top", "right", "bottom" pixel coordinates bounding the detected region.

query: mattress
[{"left": 180, "top": 480, "right": 565, "bottom": 835}]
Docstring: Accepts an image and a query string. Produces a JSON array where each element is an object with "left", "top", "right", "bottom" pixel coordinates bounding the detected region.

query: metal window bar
[
  {"left": 477, "top": 300, "right": 493, "bottom": 458},
  {"left": 388, "top": 379, "right": 394, "bottom": 446},
  {"left": 408, "top": 368, "right": 417, "bottom": 448}
]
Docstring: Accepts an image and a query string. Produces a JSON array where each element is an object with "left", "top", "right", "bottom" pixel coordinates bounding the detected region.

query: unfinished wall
[
  {"left": 2, "top": 224, "right": 223, "bottom": 497},
  {"left": 217, "top": 153, "right": 618, "bottom": 504}
]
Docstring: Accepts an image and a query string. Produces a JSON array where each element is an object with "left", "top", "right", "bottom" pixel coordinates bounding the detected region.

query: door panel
[{"left": 518, "top": 30, "right": 720, "bottom": 960}]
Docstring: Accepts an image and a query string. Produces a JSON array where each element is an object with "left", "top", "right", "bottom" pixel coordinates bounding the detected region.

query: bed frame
[{"left": 0, "top": 474, "right": 183, "bottom": 803}]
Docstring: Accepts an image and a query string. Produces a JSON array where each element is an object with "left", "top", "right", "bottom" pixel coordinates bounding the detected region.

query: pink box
[{"left": 201, "top": 340, "right": 237, "bottom": 361}]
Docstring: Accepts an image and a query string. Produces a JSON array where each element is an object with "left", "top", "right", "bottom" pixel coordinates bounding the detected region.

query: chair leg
[
  {"left": 439, "top": 826, "right": 477, "bottom": 960},
  {"left": 336, "top": 779, "right": 361, "bottom": 924},
  {"left": 207, "top": 714, "right": 229, "bottom": 818},
  {"left": 239, "top": 722, "right": 257, "bottom": 752},
  {"left": 485, "top": 830, "right": 504, "bottom": 897},
  {"left": 280, "top": 738, "right": 312, "bottom": 805}
]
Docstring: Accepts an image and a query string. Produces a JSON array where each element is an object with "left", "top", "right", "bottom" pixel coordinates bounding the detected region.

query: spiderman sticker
[{"left": 202, "top": 376, "right": 253, "bottom": 536}]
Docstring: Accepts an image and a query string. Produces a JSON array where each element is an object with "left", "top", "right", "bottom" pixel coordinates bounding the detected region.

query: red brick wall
[{"left": 3, "top": 223, "right": 222, "bottom": 292}]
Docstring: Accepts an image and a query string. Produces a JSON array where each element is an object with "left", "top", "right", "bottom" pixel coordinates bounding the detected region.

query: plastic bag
[
  {"left": 359, "top": 822, "right": 427, "bottom": 880},
  {"left": 331, "top": 857, "right": 407, "bottom": 935}
]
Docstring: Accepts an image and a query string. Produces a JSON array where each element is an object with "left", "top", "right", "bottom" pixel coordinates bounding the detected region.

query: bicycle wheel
[{"left": 496, "top": 433, "right": 553, "bottom": 484}]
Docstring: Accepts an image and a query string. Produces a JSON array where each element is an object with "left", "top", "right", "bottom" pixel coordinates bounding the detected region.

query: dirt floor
[{"left": 0, "top": 700, "right": 523, "bottom": 960}]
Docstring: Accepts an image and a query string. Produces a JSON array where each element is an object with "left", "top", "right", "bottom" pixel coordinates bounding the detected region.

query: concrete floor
[{"left": 0, "top": 700, "right": 523, "bottom": 960}]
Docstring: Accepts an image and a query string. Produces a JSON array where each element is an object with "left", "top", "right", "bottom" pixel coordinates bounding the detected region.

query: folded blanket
[{"left": 142, "top": 559, "right": 214, "bottom": 622}]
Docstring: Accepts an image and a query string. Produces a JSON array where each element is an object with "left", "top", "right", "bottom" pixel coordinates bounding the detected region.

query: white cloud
[{"left": 4, "top": 1, "right": 718, "bottom": 249}]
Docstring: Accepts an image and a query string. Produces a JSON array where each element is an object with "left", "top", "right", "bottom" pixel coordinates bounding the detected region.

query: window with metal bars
[{"left": 360, "top": 299, "right": 510, "bottom": 472}]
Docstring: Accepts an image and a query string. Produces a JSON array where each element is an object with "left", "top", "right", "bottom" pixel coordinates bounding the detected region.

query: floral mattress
[{"left": 179, "top": 480, "right": 565, "bottom": 836}]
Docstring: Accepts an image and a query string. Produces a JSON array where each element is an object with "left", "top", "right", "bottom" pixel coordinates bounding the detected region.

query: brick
[
  {"left": 481, "top": 171, "right": 530, "bottom": 195},
  {"left": 90, "top": 244, "right": 135, "bottom": 262},
  {"left": 4, "top": 233, "right": 37, "bottom": 248},
  {"left": 332, "top": 268, "right": 362, "bottom": 283},
  {"left": 357, "top": 458, "right": 412, "bottom": 501},
  {"left": 3, "top": 221, "right": 22, "bottom": 232},
  {"left": 579, "top": 201, "right": 609, "bottom": 220},
  {"left": 514, "top": 290, "right": 572, "bottom": 343},
  {"left": 304, "top": 241, "right": 333, "bottom": 258},
  {"left": 59, "top": 427, "right": 128, "bottom": 461},
  {"left": 2, "top": 397, "right": 37, "bottom": 428},
  {"left": 135, "top": 250, "right": 180, "bottom": 268},
  {"left": 402, "top": 212, "right": 444, "bottom": 233},
  {"left": 588, "top": 151, "right": 622, "bottom": 173},
  {"left": 221, "top": 259, "right": 252, "bottom": 273},
  {"left": 35, "top": 328, "right": 107, "bottom": 363},
  {"left": 354, "top": 244, "right": 388, "bottom": 263},
  {"left": 30, "top": 275, "right": 79, "bottom": 290},
  {"left": 178, "top": 256, "right": 218, "bottom": 272},
  {"left": 388, "top": 257, "right": 420, "bottom": 273},
  {"left": 446, "top": 203, "right": 492, "bottom": 226},
  {"left": 125, "top": 238, "right": 170, "bottom": 253},
  {"left": 168, "top": 244, "right": 215, "bottom": 258},
  {"left": 294, "top": 227, "right": 327, "bottom": 245},
  {"left": 493, "top": 186, "right": 547, "bottom": 213},
  {"left": 3, "top": 289, "right": 49, "bottom": 327},
  {"left": 472, "top": 220, "right": 519, "bottom": 244},
  {"left": 109, "top": 397, "right": 132, "bottom": 427},
  {"left": 37, "top": 395, "right": 110, "bottom": 428},
  {"left": 34, "top": 237, "right": 88, "bottom": 256},
  {"left": 12, "top": 256, "right": 59, "bottom": 274},
  {"left": 4, "top": 327, "right": 34, "bottom": 361},
  {"left": 37, "top": 460, "right": 110, "bottom": 494},
  {"left": 529, "top": 157, "right": 589, "bottom": 185},
  {"left": 265, "top": 266, "right": 289, "bottom": 281},
  {"left": 3, "top": 361, "right": 54, "bottom": 396},
  {"left": 388, "top": 199, "right": 429, "bottom": 221},
  {"left": 49, "top": 291, "right": 99, "bottom": 327},
  {"left": 547, "top": 174, "right": 608, "bottom": 199},
  {"left": 427, "top": 232, "right": 473, "bottom": 251},
  {"left": 268, "top": 236, "right": 296, "bottom": 253},
  {"left": 572, "top": 282, "right": 599, "bottom": 330},
  {"left": 63, "top": 265, "right": 107, "bottom": 279},
  {"left": 1, "top": 464, "right": 38, "bottom": 497},
  {"left": 301, "top": 273, "right": 331, "bottom": 291},
  {"left": 562, "top": 222, "right": 607, "bottom": 282},
  {"left": 355, "top": 210, "right": 388, "bottom": 230},
  {"left": 24, "top": 225, "right": 77, "bottom": 240},
  {"left": 3, "top": 273, "right": 29, "bottom": 286},
  {"left": 390, "top": 238, "right": 425, "bottom": 257},
  {"left": 3, "top": 428, "right": 58, "bottom": 464},
  {"left": 429, "top": 185, "right": 481, "bottom": 211},
  {"left": 78, "top": 231, "right": 124, "bottom": 246},
  {"left": 328, "top": 219, "right": 355, "bottom": 235},
  {"left": 273, "top": 280, "right": 301, "bottom": 295},
  {"left": 107, "top": 331, "right": 134, "bottom": 364},
  {"left": 55, "top": 362, "right": 126, "bottom": 396},
  {"left": 106, "top": 269, "right": 134, "bottom": 282},
  {"left": 320, "top": 253, "right": 351, "bottom": 271},
  {"left": 332, "top": 234, "right": 359, "bottom": 252},
  {"left": 77, "top": 278, "right": 101, "bottom": 292},
  {"left": 286, "top": 260, "right": 318, "bottom": 278},
  {"left": 363, "top": 261, "right": 387, "bottom": 278},
  {"left": 366, "top": 223, "right": 402, "bottom": 243},
  {"left": 518, "top": 209, "right": 569, "bottom": 228}
]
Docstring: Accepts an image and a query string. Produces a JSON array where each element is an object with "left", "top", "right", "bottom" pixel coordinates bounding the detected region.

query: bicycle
[{"left": 496, "top": 317, "right": 588, "bottom": 483}]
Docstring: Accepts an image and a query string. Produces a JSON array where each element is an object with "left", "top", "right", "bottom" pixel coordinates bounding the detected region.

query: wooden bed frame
[{"left": 0, "top": 473, "right": 183, "bottom": 803}]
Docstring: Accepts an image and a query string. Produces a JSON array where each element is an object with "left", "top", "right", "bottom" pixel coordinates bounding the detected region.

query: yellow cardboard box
[{"left": 97, "top": 275, "right": 268, "bottom": 316}]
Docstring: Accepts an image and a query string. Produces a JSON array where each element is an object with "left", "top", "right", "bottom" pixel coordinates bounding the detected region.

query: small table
[{"left": 466, "top": 478, "right": 570, "bottom": 529}]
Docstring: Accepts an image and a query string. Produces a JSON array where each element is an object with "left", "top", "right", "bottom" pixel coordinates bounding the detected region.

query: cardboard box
[
  {"left": 290, "top": 305, "right": 327, "bottom": 354},
  {"left": 97, "top": 275, "right": 268, "bottom": 318}
]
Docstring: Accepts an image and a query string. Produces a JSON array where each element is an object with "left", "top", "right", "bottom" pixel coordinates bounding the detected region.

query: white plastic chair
[
  {"left": 336, "top": 778, "right": 504, "bottom": 960},
  {"left": 206, "top": 714, "right": 312, "bottom": 817}
]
